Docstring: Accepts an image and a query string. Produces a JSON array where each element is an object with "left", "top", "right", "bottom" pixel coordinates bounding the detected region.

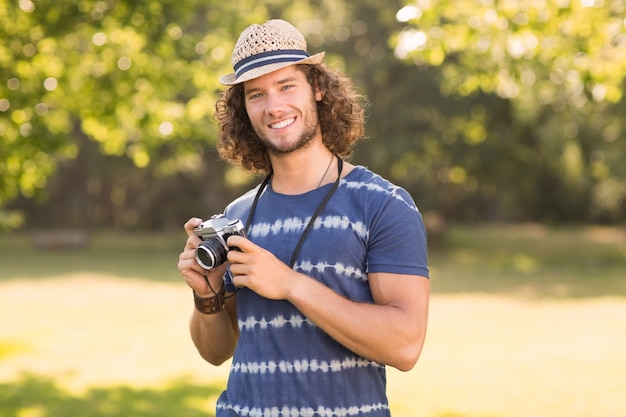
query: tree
[
  {"left": 1, "top": 0, "right": 358, "bottom": 230},
  {"left": 0, "top": 0, "right": 271, "bottom": 229},
  {"left": 391, "top": 0, "right": 626, "bottom": 222},
  {"left": 4, "top": 0, "right": 625, "bottom": 229}
]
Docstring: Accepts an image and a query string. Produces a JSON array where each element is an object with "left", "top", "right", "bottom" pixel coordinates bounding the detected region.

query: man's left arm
[
  {"left": 287, "top": 270, "right": 430, "bottom": 371},
  {"left": 227, "top": 236, "right": 430, "bottom": 370}
]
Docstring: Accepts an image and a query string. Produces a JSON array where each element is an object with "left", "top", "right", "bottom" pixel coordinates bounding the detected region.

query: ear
[{"left": 314, "top": 86, "right": 323, "bottom": 102}]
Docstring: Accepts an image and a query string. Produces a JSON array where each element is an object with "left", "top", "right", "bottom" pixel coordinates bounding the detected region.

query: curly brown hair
[{"left": 214, "top": 64, "right": 367, "bottom": 174}]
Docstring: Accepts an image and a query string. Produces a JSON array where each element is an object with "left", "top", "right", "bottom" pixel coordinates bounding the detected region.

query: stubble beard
[{"left": 255, "top": 99, "right": 321, "bottom": 155}]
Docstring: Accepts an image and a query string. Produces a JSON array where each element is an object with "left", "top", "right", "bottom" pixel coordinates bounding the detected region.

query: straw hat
[{"left": 219, "top": 19, "right": 325, "bottom": 86}]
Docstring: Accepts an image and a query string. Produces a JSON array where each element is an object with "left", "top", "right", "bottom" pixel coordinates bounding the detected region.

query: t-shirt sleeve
[{"left": 365, "top": 187, "right": 429, "bottom": 278}]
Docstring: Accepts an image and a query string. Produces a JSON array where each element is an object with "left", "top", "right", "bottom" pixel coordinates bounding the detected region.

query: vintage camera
[{"left": 193, "top": 214, "right": 246, "bottom": 270}]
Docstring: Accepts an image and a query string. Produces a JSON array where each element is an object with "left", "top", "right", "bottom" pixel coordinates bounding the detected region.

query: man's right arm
[
  {"left": 179, "top": 217, "right": 239, "bottom": 365},
  {"left": 189, "top": 296, "right": 239, "bottom": 365}
]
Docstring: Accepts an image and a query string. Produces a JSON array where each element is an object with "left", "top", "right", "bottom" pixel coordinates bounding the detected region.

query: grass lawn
[{"left": 1, "top": 224, "right": 625, "bottom": 417}]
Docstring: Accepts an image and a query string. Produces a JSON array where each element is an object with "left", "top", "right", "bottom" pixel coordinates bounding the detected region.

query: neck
[{"left": 269, "top": 147, "right": 335, "bottom": 195}]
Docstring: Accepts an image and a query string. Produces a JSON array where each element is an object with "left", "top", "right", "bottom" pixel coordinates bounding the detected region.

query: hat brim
[{"left": 219, "top": 52, "right": 325, "bottom": 86}]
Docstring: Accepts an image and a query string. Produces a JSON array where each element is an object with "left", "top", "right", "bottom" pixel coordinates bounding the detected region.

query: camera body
[{"left": 193, "top": 214, "right": 246, "bottom": 270}]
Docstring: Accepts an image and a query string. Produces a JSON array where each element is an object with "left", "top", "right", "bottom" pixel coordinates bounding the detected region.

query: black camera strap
[
  {"left": 244, "top": 156, "right": 343, "bottom": 268},
  {"left": 244, "top": 173, "right": 272, "bottom": 235}
]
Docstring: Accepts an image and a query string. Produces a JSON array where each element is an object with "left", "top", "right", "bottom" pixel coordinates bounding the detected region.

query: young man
[{"left": 177, "top": 19, "right": 430, "bottom": 417}]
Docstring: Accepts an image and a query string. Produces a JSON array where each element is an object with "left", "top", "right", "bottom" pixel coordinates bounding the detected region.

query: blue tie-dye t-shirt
[{"left": 217, "top": 165, "right": 429, "bottom": 417}]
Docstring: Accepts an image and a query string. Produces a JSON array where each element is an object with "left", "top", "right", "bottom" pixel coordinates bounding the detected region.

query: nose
[{"left": 264, "top": 92, "right": 285, "bottom": 116}]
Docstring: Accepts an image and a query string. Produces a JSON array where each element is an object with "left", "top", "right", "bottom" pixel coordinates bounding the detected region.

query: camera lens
[{"left": 195, "top": 239, "right": 228, "bottom": 270}]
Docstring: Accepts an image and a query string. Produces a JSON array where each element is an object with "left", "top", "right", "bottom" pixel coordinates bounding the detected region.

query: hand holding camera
[
  {"left": 193, "top": 214, "right": 247, "bottom": 270},
  {"left": 181, "top": 213, "right": 294, "bottom": 300}
]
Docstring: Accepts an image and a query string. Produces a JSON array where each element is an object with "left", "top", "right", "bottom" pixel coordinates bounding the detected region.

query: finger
[
  {"left": 227, "top": 235, "right": 255, "bottom": 252},
  {"left": 184, "top": 234, "right": 203, "bottom": 252},
  {"left": 228, "top": 259, "right": 247, "bottom": 275},
  {"left": 179, "top": 257, "right": 226, "bottom": 293},
  {"left": 180, "top": 268, "right": 210, "bottom": 293},
  {"left": 184, "top": 217, "right": 204, "bottom": 237},
  {"left": 230, "top": 272, "right": 248, "bottom": 289},
  {"left": 178, "top": 256, "right": 204, "bottom": 281},
  {"left": 226, "top": 236, "right": 254, "bottom": 266},
  {"left": 178, "top": 260, "right": 203, "bottom": 279},
  {"left": 178, "top": 250, "right": 206, "bottom": 275}
]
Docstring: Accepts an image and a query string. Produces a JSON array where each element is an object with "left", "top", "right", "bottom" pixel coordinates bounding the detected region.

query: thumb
[
  {"left": 227, "top": 235, "right": 253, "bottom": 252},
  {"left": 184, "top": 217, "right": 204, "bottom": 237}
]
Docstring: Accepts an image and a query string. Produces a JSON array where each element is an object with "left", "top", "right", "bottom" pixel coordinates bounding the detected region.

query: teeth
[{"left": 270, "top": 118, "right": 295, "bottom": 129}]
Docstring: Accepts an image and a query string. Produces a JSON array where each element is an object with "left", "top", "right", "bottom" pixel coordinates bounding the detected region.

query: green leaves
[
  {"left": 395, "top": 1, "right": 626, "bottom": 105},
  {"left": 391, "top": 0, "right": 626, "bottom": 222},
  {"left": 0, "top": 1, "right": 255, "bottom": 206},
  {"left": 1, "top": 0, "right": 625, "bottom": 227}
]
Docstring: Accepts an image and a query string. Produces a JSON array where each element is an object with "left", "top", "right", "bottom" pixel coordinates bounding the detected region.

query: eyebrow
[{"left": 244, "top": 75, "right": 300, "bottom": 95}]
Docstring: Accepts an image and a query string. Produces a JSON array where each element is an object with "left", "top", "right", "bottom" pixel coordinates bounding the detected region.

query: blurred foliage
[
  {"left": 0, "top": 0, "right": 350, "bottom": 230},
  {"left": 0, "top": 0, "right": 271, "bottom": 229},
  {"left": 1, "top": 0, "right": 625, "bottom": 229},
  {"left": 390, "top": 0, "right": 626, "bottom": 222}
]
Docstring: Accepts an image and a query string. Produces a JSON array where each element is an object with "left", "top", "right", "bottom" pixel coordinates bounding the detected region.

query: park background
[{"left": 1, "top": 1, "right": 625, "bottom": 416}]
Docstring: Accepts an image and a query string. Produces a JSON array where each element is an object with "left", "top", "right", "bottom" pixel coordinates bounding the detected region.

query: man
[{"left": 177, "top": 19, "right": 430, "bottom": 417}]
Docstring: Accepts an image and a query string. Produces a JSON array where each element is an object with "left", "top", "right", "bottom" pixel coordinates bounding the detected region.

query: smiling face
[{"left": 243, "top": 65, "right": 323, "bottom": 155}]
